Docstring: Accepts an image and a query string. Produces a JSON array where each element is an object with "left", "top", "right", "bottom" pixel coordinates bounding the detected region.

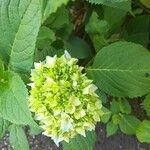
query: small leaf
[
  {"left": 112, "top": 114, "right": 122, "bottom": 125},
  {"left": 119, "top": 114, "right": 140, "bottom": 135},
  {"left": 46, "top": 6, "right": 70, "bottom": 29},
  {"left": 41, "top": 0, "right": 69, "bottom": 23},
  {"left": 118, "top": 99, "right": 131, "bottom": 114},
  {"left": 0, "top": 59, "right": 4, "bottom": 78},
  {"left": 0, "top": 118, "right": 9, "bottom": 139},
  {"left": 106, "top": 121, "right": 118, "bottom": 137},
  {"left": 36, "top": 26, "right": 56, "bottom": 49},
  {"left": 9, "top": 125, "right": 29, "bottom": 150},
  {"left": 29, "top": 125, "right": 43, "bottom": 135},
  {"left": 143, "top": 94, "right": 150, "bottom": 116},
  {"left": 64, "top": 37, "right": 92, "bottom": 59},
  {"left": 136, "top": 120, "right": 150, "bottom": 143},
  {"left": 62, "top": 131, "right": 96, "bottom": 150},
  {"left": 110, "top": 99, "right": 120, "bottom": 114},
  {"left": 123, "top": 15, "right": 150, "bottom": 47},
  {"left": 101, "top": 107, "right": 111, "bottom": 123},
  {"left": 140, "top": 0, "right": 150, "bottom": 8},
  {"left": 85, "top": 11, "right": 109, "bottom": 52},
  {"left": 87, "top": 41, "right": 150, "bottom": 98},
  {"left": 104, "top": 6, "right": 127, "bottom": 33}
]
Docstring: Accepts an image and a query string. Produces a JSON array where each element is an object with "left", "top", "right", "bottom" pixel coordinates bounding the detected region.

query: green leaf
[
  {"left": 35, "top": 46, "right": 65, "bottom": 62},
  {"left": 86, "top": 12, "right": 109, "bottom": 36},
  {"left": 87, "top": 0, "right": 131, "bottom": 11},
  {"left": 118, "top": 99, "right": 131, "bottom": 114},
  {"left": 41, "top": 0, "right": 69, "bottom": 23},
  {"left": 0, "top": 0, "right": 41, "bottom": 73},
  {"left": 85, "top": 11, "right": 109, "bottom": 52},
  {"left": 106, "top": 121, "right": 118, "bottom": 137},
  {"left": 119, "top": 114, "right": 140, "bottom": 135},
  {"left": 36, "top": 26, "right": 56, "bottom": 49},
  {"left": 123, "top": 15, "right": 150, "bottom": 47},
  {"left": 136, "top": 120, "right": 150, "bottom": 143},
  {"left": 0, "top": 118, "right": 9, "bottom": 139},
  {"left": 29, "top": 125, "right": 43, "bottom": 135},
  {"left": 87, "top": 41, "right": 150, "bottom": 98},
  {"left": 101, "top": 107, "right": 111, "bottom": 123},
  {"left": 9, "top": 125, "right": 29, "bottom": 150},
  {"left": 45, "top": 6, "right": 70, "bottom": 30},
  {"left": 0, "top": 71, "right": 35, "bottom": 126},
  {"left": 64, "top": 37, "right": 92, "bottom": 59},
  {"left": 110, "top": 99, "right": 120, "bottom": 114},
  {"left": 103, "top": 6, "right": 127, "bottom": 33},
  {"left": 140, "top": 0, "right": 150, "bottom": 8},
  {"left": 62, "top": 131, "right": 96, "bottom": 150},
  {"left": 143, "top": 94, "right": 150, "bottom": 116},
  {"left": 96, "top": 89, "right": 107, "bottom": 104},
  {"left": 0, "top": 59, "right": 4, "bottom": 78},
  {"left": 112, "top": 114, "right": 122, "bottom": 125}
]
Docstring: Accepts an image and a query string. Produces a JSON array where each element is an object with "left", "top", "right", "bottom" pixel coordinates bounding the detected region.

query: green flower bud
[{"left": 28, "top": 52, "right": 103, "bottom": 146}]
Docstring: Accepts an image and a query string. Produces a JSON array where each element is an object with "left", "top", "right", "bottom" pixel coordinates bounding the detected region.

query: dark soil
[{"left": 0, "top": 124, "right": 150, "bottom": 150}]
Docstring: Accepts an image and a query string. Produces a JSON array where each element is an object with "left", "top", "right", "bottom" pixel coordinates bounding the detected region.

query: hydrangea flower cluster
[{"left": 28, "top": 52, "right": 103, "bottom": 145}]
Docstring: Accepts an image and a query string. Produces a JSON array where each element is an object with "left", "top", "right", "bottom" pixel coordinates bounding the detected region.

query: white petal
[
  {"left": 27, "top": 83, "right": 35, "bottom": 87},
  {"left": 64, "top": 50, "right": 71, "bottom": 59},
  {"left": 61, "top": 112, "right": 73, "bottom": 132},
  {"left": 61, "top": 120, "right": 73, "bottom": 132},
  {"left": 76, "top": 128, "right": 86, "bottom": 137},
  {"left": 46, "top": 77, "right": 54, "bottom": 83},
  {"left": 34, "top": 62, "right": 42, "bottom": 69},
  {"left": 46, "top": 56, "right": 56, "bottom": 65},
  {"left": 52, "top": 137, "right": 61, "bottom": 147},
  {"left": 80, "top": 109, "right": 86, "bottom": 117},
  {"left": 83, "top": 84, "right": 98, "bottom": 95},
  {"left": 74, "top": 98, "right": 81, "bottom": 106},
  {"left": 90, "top": 84, "right": 98, "bottom": 92},
  {"left": 73, "top": 81, "right": 77, "bottom": 87}
]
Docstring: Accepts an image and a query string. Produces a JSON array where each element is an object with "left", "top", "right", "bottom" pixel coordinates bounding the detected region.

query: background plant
[{"left": 0, "top": 0, "right": 150, "bottom": 149}]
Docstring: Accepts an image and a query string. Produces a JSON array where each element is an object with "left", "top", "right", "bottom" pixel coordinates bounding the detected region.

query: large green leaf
[
  {"left": 9, "top": 125, "right": 29, "bottom": 150},
  {"left": 136, "top": 120, "right": 150, "bottom": 143},
  {"left": 0, "top": 0, "right": 41, "bottom": 73},
  {"left": 87, "top": 0, "right": 131, "bottom": 11},
  {"left": 41, "top": 0, "right": 69, "bottom": 23},
  {"left": 119, "top": 114, "right": 140, "bottom": 135},
  {"left": 87, "top": 41, "right": 150, "bottom": 98},
  {"left": 0, "top": 71, "right": 36, "bottom": 126},
  {"left": 62, "top": 131, "right": 96, "bottom": 150}
]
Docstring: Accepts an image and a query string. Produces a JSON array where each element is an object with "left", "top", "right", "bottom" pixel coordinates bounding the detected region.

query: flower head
[{"left": 28, "top": 52, "right": 103, "bottom": 145}]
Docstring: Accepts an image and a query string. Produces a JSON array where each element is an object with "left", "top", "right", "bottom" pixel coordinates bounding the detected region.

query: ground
[{"left": 0, "top": 124, "right": 150, "bottom": 150}]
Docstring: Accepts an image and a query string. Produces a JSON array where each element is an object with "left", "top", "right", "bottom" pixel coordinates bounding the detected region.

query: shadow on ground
[{"left": 0, "top": 124, "right": 150, "bottom": 150}]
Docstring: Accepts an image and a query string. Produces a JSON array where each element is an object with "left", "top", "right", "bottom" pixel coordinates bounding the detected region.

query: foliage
[{"left": 0, "top": 0, "right": 150, "bottom": 149}]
